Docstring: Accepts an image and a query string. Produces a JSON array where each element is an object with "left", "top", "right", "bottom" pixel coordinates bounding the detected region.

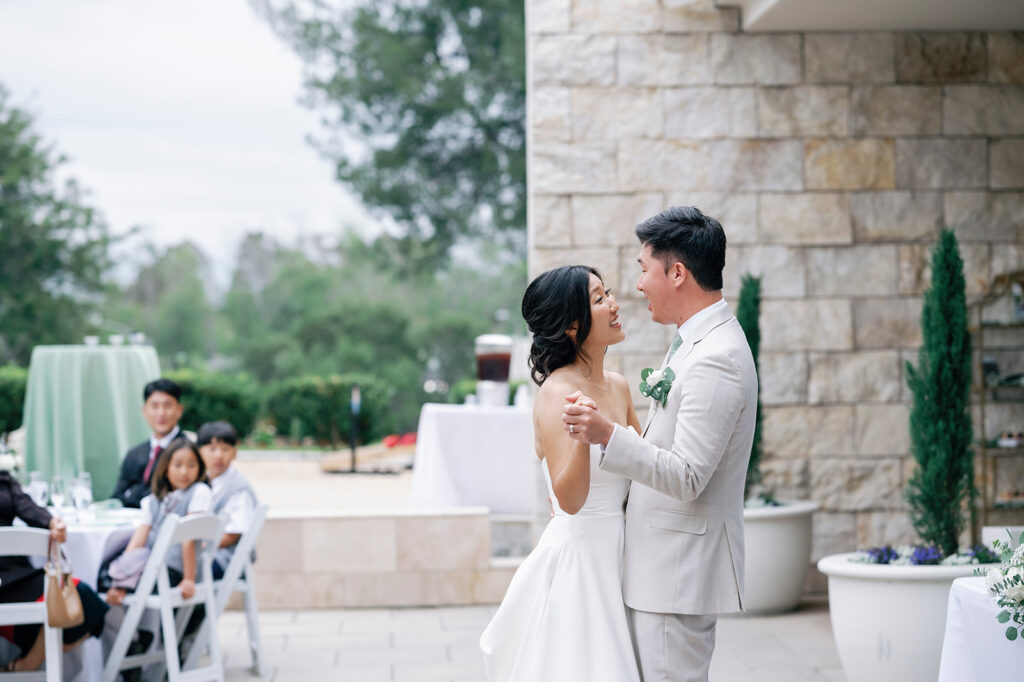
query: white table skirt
[
  {"left": 410, "top": 403, "right": 536, "bottom": 515},
  {"left": 28, "top": 511, "right": 140, "bottom": 682},
  {"left": 938, "top": 576, "right": 1024, "bottom": 682}
]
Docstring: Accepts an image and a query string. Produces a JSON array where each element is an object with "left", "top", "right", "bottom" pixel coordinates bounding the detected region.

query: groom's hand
[{"left": 563, "top": 393, "right": 614, "bottom": 447}]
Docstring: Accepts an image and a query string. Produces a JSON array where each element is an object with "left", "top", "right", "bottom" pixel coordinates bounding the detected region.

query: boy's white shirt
[{"left": 210, "top": 466, "right": 255, "bottom": 534}]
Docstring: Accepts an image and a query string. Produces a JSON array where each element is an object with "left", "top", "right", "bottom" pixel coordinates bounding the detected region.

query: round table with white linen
[
  {"left": 29, "top": 508, "right": 142, "bottom": 682},
  {"left": 409, "top": 403, "right": 536, "bottom": 515},
  {"left": 937, "top": 576, "right": 1024, "bottom": 682}
]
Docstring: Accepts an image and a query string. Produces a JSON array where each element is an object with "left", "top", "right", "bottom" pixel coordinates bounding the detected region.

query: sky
[{"left": 0, "top": 0, "right": 373, "bottom": 282}]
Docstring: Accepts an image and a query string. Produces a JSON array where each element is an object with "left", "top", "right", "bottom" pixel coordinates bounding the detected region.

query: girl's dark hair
[
  {"left": 522, "top": 265, "right": 601, "bottom": 386},
  {"left": 196, "top": 420, "right": 238, "bottom": 447},
  {"left": 151, "top": 437, "right": 207, "bottom": 500}
]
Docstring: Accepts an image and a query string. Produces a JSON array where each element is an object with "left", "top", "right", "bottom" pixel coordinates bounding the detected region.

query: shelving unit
[{"left": 971, "top": 270, "right": 1024, "bottom": 531}]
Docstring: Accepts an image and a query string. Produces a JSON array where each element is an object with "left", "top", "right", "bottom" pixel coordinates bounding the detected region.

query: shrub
[
  {"left": 905, "top": 230, "right": 974, "bottom": 557},
  {"left": 165, "top": 369, "right": 261, "bottom": 439},
  {"left": 736, "top": 274, "right": 763, "bottom": 500},
  {"left": 0, "top": 365, "right": 27, "bottom": 434},
  {"left": 448, "top": 378, "right": 528, "bottom": 406},
  {"left": 264, "top": 374, "right": 390, "bottom": 447}
]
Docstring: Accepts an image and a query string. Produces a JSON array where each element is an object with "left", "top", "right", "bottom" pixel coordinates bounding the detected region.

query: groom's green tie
[{"left": 667, "top": 334, "right": 683, "bottom": 360}]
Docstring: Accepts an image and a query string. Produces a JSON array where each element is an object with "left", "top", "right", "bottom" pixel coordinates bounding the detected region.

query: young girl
[{"left": 106, "top": 438, "right": 212, "bottom": 605}]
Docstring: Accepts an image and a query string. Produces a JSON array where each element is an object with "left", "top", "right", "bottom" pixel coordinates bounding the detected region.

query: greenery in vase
[
  {"left": 984, "top": 532, "right": 1024, "bottom": 641},
  {"left": 905, "top": 230, "right": 974, "bottom": 558},
  {"left": 735, "top": 274, "right": 763, "bottom": 501}
]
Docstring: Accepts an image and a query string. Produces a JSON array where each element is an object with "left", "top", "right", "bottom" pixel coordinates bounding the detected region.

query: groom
[{"left": 564, "top": 206, "right": 757, "bottom": 682}]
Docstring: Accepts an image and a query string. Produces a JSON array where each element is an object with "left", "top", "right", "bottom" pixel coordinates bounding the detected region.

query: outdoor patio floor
[{"left": 218, "top": 597, "right": 845, "bottom": 682}]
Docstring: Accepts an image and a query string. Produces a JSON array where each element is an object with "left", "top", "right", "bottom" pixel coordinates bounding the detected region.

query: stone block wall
[
  {"left": 526, "top": 0, "right": 1024, "bottom": 588},
  {"left": 248, "top": 510, "right": 517, "bottom": 608}
]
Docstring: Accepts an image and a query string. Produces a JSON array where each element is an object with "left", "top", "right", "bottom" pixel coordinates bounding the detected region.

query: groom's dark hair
[{"left": 635, "top": 206, "right": 725, "bottom": 291}]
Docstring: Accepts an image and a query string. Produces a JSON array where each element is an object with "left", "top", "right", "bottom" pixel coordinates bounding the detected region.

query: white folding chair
[
  {"left": 101, "top": 513, "right": 225, "bottom": 682},
  {"left": 0, "top": 528, "right": 62, "bottom": 682},
  {"left": 184, "top": 503, "right": 267, "bottom": 676}
]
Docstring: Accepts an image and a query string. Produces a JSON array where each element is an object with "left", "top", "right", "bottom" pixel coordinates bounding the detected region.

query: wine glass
[{"left": 50, "top": 476, "right": 66, "bottom": 514}]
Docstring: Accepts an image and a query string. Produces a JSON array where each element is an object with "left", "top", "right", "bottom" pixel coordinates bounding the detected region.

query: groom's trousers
[{"left": 628, "top": 607, "right": 717, "bottom": 682}]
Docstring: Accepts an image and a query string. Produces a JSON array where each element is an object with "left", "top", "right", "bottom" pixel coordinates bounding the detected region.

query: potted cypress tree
[
  {"left": 817, "top": 231, "right": 998, "bottom": 682},
  {"left": 737, "top": 274, "right": 818, "bottom": 614}
]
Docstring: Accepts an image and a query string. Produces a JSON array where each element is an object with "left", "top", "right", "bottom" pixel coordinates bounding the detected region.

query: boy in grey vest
[{"left": 197, "top": 421, "right": 258, "bottom": 578}]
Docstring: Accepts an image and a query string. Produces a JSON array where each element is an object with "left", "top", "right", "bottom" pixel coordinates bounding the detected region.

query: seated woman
[{"left": 0, "top": 469, "right": 109, "bottom": 672}]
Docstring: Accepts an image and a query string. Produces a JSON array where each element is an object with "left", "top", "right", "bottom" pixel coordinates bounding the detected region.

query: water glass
[
  {"left": 28, "top": 471, "right": 49, "bottom": 508},
  {"left": 72, "top": 474, "right": 93, "bottom": 516},
  {"left": 51, "top": 476, "right": 66, "bottom": 513}
]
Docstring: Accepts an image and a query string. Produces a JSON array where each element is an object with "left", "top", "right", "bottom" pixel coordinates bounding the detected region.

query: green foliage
[
  {"left": 0, "top": 365, "right": 28, "bottom": 434},
  {"left": 164, "top": 368, "right": 261, "bottom": 439},
  {"left": 905, "top": 230, "right": 974, "bottom": 557},
  {"left": 736, "top": 275, "right": 763, "bottom": 500},
  {"left": 213, "top": 231, "right": 523, "bottom": 430},
  {"left": 448, "top": 378, "right": 528, "bottom": 406},
  {"left": 264, "top": 374, "right": 390, "bottom": 447},
  {"left": 0, "top": 85, "right": 113, "bottom": 365},
  {"left": 255, "top": 0, "right": 526, "bottom": 269}
]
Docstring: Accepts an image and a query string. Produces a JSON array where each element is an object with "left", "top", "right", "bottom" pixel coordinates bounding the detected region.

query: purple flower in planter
[
  {"left": 862, "top": 546, "right": 899, "bottom": 564},
  {"left": 966, "top": 544, "right": 999, "bottom": 564},
  {"left": 910, "top": 545, "right": 943, "bottom": 565}
]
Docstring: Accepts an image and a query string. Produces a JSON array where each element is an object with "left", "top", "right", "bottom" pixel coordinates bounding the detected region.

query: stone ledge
[{"left": 247, "top": 510, "right": 517, "bottom": 609}]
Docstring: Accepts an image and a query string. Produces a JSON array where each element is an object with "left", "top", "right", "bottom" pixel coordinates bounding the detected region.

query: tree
[
  {"left": 253, "top": 0, "right": 527, "bottom": 269},
  {"left": 735, "top": 274, "right": 763, "bottom": 500},
  {"left": 0, "top": 86, "right": 113, "bottom": 365},
  {"left": 111, "top": 242, "right": 216, "bottom": 364},
  {"left": 905, "top": 230, "right": 974, "bottom": 557}
]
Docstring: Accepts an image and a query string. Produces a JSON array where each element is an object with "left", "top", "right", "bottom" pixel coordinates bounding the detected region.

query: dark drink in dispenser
[
  {"left": 477, "top": 353, "right": 511, "bottom": 381},
  {"left": 474, "top": 334, "right": 514, "bottom": 384}
]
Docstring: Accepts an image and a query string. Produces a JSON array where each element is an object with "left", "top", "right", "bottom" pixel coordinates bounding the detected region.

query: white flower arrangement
[{"left": 984, "top": 533, "right": 1024, "bottom": 642}]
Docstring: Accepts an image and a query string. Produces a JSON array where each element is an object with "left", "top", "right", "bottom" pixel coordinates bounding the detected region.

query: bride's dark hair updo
[{"left": 522, "top": 265, "right": 601, "bottom": 386}]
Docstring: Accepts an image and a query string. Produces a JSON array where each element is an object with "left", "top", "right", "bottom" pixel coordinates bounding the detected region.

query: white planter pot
[
  {"left": 742, "top": 500, "right": 817, "bottom": 614},
  {"left": 817, "top": 553, "right": 981, "bottom": 682}
]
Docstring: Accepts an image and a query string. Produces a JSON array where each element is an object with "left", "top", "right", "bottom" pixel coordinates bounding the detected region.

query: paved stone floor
[{"left": 218, "top": 597, "right": 845, "bottom": 682}]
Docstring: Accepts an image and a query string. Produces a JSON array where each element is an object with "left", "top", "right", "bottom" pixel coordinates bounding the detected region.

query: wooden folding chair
[
  {"left": 101, "top": 513, "right": 225, "bottom": 682},
  {"left": 0, "top": 528, "right": 62, "bottom": 682},
  {"left": 184, "top": 503, "right": 268, "bottom": 676}
]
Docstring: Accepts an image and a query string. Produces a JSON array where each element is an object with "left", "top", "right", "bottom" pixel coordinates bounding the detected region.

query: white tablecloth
[
  {"left": 410, "top": 404, "right": 535, "bottom": 515},
  {"left": 28, "top": 510, "right": 141, "bottom": 682},
  {"left": 938, "top": 576, "right": 1024, "bottom": 682}
]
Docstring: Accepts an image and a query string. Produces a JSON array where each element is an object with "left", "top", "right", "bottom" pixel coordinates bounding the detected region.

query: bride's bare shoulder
[
  {"left": 608, "top": 371, "right": 631, "bottom": 393},
  {"left": 533, "top": 372, "right": 577, "bottom": 413}
]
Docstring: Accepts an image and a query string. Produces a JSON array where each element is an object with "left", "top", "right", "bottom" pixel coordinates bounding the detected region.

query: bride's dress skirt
[{"left": 480, "top": 452, "right": 640, "bottom": 681}]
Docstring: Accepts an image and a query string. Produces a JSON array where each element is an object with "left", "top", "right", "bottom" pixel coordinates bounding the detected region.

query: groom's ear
[{"left": 671, "top": 261, "right": 688, "bottom": 288}]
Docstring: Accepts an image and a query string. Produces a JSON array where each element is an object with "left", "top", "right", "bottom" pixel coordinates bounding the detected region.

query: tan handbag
[{"left": 45, "top": 538, "right": 84, "bottom": 628}]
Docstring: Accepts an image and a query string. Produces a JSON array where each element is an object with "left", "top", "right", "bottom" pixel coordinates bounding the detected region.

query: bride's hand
[
  {"left": 575, "top": 395, "right": 598, "bottom": 410},
  {"left": 565, "top": 391, "right": 598, "bottom": 411}
]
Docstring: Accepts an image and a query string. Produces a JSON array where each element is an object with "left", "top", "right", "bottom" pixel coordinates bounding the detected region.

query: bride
[{"left": 480, "top": 265, "right": 642, "bottom": 681}]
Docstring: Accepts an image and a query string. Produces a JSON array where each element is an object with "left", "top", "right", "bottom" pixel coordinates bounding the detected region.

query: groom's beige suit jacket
[{"left": 599, "top": 302, "right": 757, "bottom": 615}]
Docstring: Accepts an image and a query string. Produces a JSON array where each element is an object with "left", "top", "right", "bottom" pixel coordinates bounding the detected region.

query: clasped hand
[
  {"left": 562, "top": 390, "right": 614, "bottom": 446},
  {"left": 48, "top": 516, "right": 66, "bottom": 543}
]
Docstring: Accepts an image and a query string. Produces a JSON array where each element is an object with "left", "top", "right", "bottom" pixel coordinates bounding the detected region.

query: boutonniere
[{"left": 639, "top": 367, "right": 675, "bottom": 407}]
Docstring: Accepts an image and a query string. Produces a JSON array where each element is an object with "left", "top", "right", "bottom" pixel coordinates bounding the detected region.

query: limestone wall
[
  {"left": 526, "top": 0, "right": 1023, "bottom": 587},
  {"left": 248, "top": 510, "right": 517, "bottom": 608}
]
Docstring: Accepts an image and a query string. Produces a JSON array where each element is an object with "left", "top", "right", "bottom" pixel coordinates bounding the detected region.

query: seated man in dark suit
[{"left": 110, "top": 378, "right": 185, "bottom": 508}]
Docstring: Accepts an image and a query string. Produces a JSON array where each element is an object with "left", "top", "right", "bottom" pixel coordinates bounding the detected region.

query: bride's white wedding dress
[{"left": 479, "top": 445, "right": 641, "bottom": 681}]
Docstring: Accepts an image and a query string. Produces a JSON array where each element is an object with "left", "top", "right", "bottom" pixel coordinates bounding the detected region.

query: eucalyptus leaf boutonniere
[{"left": 639, "top": 367, "right": 675, "bottom": 407}]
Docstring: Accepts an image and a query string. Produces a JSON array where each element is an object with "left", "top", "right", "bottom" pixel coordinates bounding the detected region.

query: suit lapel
[{"left": 639, "top": 302, "right": 735, "bottom": 438}]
